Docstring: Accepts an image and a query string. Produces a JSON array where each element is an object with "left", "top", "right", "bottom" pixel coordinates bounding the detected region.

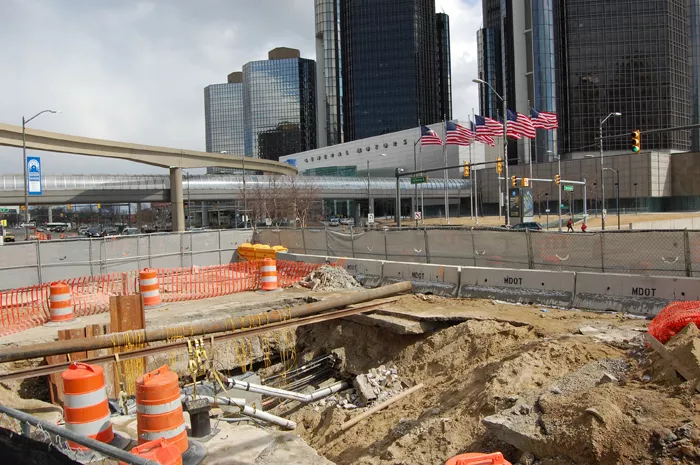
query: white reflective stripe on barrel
[
  {"left": 141, "top": 290, "right": 160, "bottom": 298},
  {"left": 136, "top": 398, "right": 181, "bottom": 415},
  {"left": 50, "top": 293, "right": 72, "bottom": 302},
  {"left": 139, "top": 423, "right": 186, "bottom": 441},
  {"left": 139, "top": 278, "right": 158, "bottom": 286},
  {"left": 261, "top": 266, "right": 276, "bottom": 272},
  {"left": 65, "top": 414, "right": 111, "bottom": 436},
  {"left": 261, "top": 277, "right": 277, "bottom": 283},
  {"left": 51, "top": 306, "right": 74, "bottom": 316},
  {"left": 64, "top": 387, "right": 107, "bottom": 409}
]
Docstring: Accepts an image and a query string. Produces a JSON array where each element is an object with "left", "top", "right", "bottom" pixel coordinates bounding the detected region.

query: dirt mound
[
  {"left": 298, "top": 265, "right": 361, "bottom": 292},
  {"left": 288, "top": 309, "right": 700, "bottom": 465}
]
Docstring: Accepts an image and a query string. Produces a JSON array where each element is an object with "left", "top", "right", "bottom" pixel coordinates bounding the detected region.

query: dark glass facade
[
  {"left": 340, "top": 0, "right": 451, "bottom": 141},
  {"left": 564, "top": 0, "right": 690, "bottom": 152},
  {"left": 478, "top": 0, "right": 695, "bottom": 159},
  {"left": 436, "top": 13, "right": 452, "bottom": 120},
  {"left": 243, "top": 57, "right": 317, "bottom": 161}
]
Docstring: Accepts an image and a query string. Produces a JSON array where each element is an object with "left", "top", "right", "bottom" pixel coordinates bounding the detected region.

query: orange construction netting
[
  {"left": 0, "top": 260, "right": 321, "bottom": 338},
  {"left": 648, "top": 301, "right": 700, "bottom": 344}
]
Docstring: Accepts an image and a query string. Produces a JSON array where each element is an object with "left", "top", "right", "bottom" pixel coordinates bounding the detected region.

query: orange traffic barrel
[
  {"left": 445, "top": 452, "right": 512, "bottom": 465},
  {"left": 62, "top": 362, "right": 114, "bottom": 450},
  {"left": 260, "top": 258, "right": 278, "bottom": 291},
  {"left": 139, "top": 269, "right": 162, "bottom": 308},
  {"left": 136, "top": 365, "right": 188, "bottom": 454},
  {"left": 49, "top": 282, "right": 74, "bottom": 323},
  {"left": 119, "top": 438, "right": 182, "bottom": 465}
]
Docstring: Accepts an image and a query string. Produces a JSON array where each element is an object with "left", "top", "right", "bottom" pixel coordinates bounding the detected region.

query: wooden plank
[
  {"left": 110, "top": 295, "right": 146, "bottom": 395},
  {"left": 644, "top": 333, "right": 700, "bottom": 394}
]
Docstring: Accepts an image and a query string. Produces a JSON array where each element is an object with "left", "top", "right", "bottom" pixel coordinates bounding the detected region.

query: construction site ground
[{"left": 2, "top": 283, "right": 700, "bottom": 464}]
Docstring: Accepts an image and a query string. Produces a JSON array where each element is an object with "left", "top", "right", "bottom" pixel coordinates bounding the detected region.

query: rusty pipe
[{"left": 0, "top": 281, "right": 412, "bottom": 364}]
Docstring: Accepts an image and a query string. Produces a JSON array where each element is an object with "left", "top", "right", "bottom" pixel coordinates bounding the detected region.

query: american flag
[
  {"left": 420, "top": 125, "right": 443, "bottom": 146},
  {"left": 471, "top": 121, "right": 495, "bottom": 146},
  {"left": 507, "top": 110, "right": 536, "bottom": 139},
  {"left": 530, "top": 108, "right": 559, "bottom": 130},
  {"left": 475, "top": 115, "right": 502, "bottom": 136},
  {"left": 445, "top": 121, "right": 473, "bottom": 146}
]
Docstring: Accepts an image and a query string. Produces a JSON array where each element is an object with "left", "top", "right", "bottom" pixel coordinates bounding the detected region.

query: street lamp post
[
  {"left": 395, "top": 168, "right": 404, "bottom": 227},
  {"left": 599, "top": 112, "right": 622, "bottom": 230},
  {"left": 22, "top": 110, "right": 59, "bottom": 240},
  {"left": 593, "top": 183, "right": 598, "bottom": 218},
  {"left": 473, "top": 78, "right": 510, "bottom": 226},
  {"left": 545, "top": 193, "right": 549, "bottom": 229},
  {"left": 634, "top": 182, "right": 638, "bottom": 214}
]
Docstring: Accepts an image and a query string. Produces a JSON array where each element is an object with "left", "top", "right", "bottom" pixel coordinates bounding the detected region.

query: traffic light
[
  {"left": 631, "top": 130, "right": 641, "bottom": 153},
  {"left": 97, "top": 203, "right": 101, "bottom": 209},
  {"left": 463, "top": 163, "right": 470, "bottom": 177},
  {"left": 555, "top": 174, "right": 561, "bottom": 185},
  {"left": 511, "top": 176, "right": 517, "bottom": 188},
  {"left": 496, "top": 157, "right": 503, "bottom": 175},
  {"left": 66, "top": 204, "right": 72, "bottom": 210},
  {"left": 522, "top": 177, "right": 529, "bottom": 187}
]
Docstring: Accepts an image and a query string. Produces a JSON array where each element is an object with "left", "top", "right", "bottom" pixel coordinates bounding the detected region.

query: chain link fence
[
  {"left": 0, "top": 230, "right": 253, "bottom": 291},
  {"left": 258, "top": 227, "right": 700, "bottom": 277}
]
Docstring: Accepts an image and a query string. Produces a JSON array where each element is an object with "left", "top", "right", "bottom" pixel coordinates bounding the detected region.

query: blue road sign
[{"left": 27, "top": 156, "right": 42, "bottom": 196}]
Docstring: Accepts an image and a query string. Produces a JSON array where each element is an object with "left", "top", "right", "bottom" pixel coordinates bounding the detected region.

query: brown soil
[{"left": 287, "top": 296, "right": 700, "bottom": 465}]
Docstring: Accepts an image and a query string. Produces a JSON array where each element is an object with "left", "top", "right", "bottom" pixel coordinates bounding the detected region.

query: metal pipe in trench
[
  {"left": 0, "top": 281, "right": 413, "bottom": 364},
  {"left": 227, "top": 378, "right": 348, "bottom": 403},
  {"left": 186, "top": 395, "right": 297, "bottom": 430}
]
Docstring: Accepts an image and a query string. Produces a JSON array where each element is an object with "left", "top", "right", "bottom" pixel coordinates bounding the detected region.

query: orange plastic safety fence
[
  {"left": 0, "top": 260, "right": 320, "bottom": 337},
  {"left": 648, "top": 300, "right": 700, "bottom": 344}
]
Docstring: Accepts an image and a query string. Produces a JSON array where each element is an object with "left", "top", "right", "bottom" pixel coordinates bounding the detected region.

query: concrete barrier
[
  {"left": 276, "top": 252, "right": 328, "bottom": 264},
  {"left": 381, "top": 261, "right": 460, "bottom": 297},
  {"left": 573, "top": 272, "right": 700, "bottom": 316},
  {"left": 331, "top": 257, "right": 384, "bottom": 287},
  {"left": 459, "top": 267, "right": 576, "bottom": 308}
]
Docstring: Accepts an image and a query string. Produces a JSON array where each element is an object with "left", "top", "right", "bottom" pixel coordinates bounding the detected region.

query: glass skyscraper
[
  {"left": 478, "top": 0, "right": 698, "bottom": 160},
  {"left": 315, "top": 0, "right": 344, "bottom": 148},
  {"left": 204, "top": 73, "right": 245, "bottom": 155},
  {"left": 204, "top": 48, "right": 317, "bottom": 165},
  {"left": 339, "top": 0, "right": 452, "bottom": 141}
]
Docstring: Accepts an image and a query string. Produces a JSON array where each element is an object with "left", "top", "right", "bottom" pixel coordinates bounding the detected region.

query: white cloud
[{"left": 0, "top": 0, "right": 481, "bottom": 175}]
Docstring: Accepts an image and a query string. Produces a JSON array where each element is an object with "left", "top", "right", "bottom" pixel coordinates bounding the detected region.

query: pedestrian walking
[
  {"left": 566, "top": 218, "right": 574, "bottom": 233},
  {"left": 581, "top": 223, "right": 587, "bottom": 233}
]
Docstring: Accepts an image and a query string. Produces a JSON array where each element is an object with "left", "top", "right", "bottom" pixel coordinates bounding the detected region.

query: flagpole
[
  {"left": 469, "top": 115, "right": 474, "bottom": 221},
  {"left": 472, "top": 108, "right": 478, "bottom": 225},
  {"left": 497, "top": 109, "right": 503, "bottom": 221},
  {"left": 443, "top": 116, "right": 449, "bottom": 224},
  {"left": 415, "top": 120, "right": 420, "bottom": 227},
  {"left": 528, "top": 102, "right": 534, "bottom": 181}
]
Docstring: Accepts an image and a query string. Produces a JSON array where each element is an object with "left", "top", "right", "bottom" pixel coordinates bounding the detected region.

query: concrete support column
[
  {"left": 170, "top": 167, "right": 185, "bottom": 232},
  {"left": 202, "top": 202, "right": 209, "bottom": 228},
  {"left": 48, "top": 206, "right": 53, "bottom": 223}
]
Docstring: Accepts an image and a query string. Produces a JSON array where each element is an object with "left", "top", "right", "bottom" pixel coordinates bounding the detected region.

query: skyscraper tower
[{"left": 315, "top": 0, "right": 344, "bottom": 148}]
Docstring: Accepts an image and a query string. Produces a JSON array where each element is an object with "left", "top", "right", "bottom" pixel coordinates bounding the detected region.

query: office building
[
  {"left": 204, "top": 48, "right": 317, "bottom": 169},
  {"left": 477, "top": 0, "right": 698, "bottom": 164},
  {"left": 314, "top": 0, "right": 451, "bottom": 146},
  {"left": 204, "top": 72, "right": 245, "bottom": 173}
]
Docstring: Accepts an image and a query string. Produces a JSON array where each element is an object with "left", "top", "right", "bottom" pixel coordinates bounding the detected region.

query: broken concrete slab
[{"left": 353, "top": 374, "right": 377, "bottom": 405}]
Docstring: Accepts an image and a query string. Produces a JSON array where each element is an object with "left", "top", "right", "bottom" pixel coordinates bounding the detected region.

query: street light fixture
[
  {"left": 473, "top": 78, "right": 510, "bottom": 226},
  {"left": 599, "top": 112, "right": 622, "bottom": 230},
  {"left": 22, "top": 110, "right": 59, "bottom": 240}
]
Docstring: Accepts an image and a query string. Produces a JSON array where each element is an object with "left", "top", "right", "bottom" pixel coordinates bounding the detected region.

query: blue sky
[{"left": 0, "top": 0, "right": 482, "bottom": 174}]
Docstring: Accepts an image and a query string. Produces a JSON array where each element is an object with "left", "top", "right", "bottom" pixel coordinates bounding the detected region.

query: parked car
[
  {"left": 85, "top": 227, "right": 103, "bottom": 238},
  {"left": 120, "top": 227, "right": 140, "bottom": 236},
  {"left": 2, "top": 234, "right": 15, "bottom": 243},
  {"left": 51, "top": 226, "right": 66, "bottom": 233},
  {"left": 342, "top": 218, "right": 355, "bottom": 226},
  {"left": 329, "top": 218, "right": 340, "bottom": 227},
  {"left": 103, "top": 228, "right": 119, "bottom": 236},
  {"left": 78, "top": 226, "right": 89, "bottom": 235},
  {"left": 512, "top": 222, "right": 543, "bottom": 231}
]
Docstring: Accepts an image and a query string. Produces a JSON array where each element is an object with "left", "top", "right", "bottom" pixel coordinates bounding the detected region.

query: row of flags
[{"left": 421, "top": 109, "right": 558, "bottom": 147}]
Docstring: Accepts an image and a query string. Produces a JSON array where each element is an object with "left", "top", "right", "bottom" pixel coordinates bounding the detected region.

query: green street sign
[
  {"left": 563, "top": 185, "right": 574, "bottom": 192},
  {"left": 410, "top": 176, "right": 428, "bottom": 184},
  {"left": 0, "top": 208, "right": 8, "bottom": 213}
]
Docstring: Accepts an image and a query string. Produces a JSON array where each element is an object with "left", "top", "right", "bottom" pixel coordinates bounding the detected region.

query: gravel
[{"left": 298, "top": 265, "right": 361, "bottom": 292}]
